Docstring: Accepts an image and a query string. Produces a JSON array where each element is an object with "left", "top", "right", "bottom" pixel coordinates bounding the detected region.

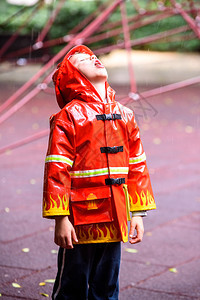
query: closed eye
[{"left": 80, "top": 58, "right": 90, "bottom": 62}]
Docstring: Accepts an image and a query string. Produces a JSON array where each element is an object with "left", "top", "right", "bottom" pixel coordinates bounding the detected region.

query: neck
[{"left": 91, "top": 81, "right": 106, "bottom": 102}]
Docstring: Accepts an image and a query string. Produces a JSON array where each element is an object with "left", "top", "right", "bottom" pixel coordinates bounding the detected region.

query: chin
[
  {"left": 90, "top": 72, "right": 108, "bottom": 83},
  {"left": 98, "top": 69, "right": 108, "bottom": 79}
]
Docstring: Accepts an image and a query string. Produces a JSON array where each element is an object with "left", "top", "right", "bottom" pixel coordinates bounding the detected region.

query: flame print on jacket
[
  {"left": 121, "top": 221, "right": 128, "bottom": 243},
  {"left": 129, "top": 190, "right": 155, "bottom": 211},
  {"left": 43, "top": 194, "right": 70, "bottom": 216},
  {"left": 75, "top": 223, "right": 120, "bottom": 243}
]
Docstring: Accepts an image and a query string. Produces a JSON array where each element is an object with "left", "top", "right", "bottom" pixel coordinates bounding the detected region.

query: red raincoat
[{"left": 43, "top": 45, "right": 156, "bottom": 244}]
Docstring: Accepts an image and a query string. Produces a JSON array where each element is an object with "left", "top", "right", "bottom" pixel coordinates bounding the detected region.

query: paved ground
[{"left": 0, "top": 52, "right": 200, "bottom": 299}]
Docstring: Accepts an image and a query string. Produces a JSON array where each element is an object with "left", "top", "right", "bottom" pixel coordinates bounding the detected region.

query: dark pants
[{"left": 52, "top": 242, "right": 121, "bottom": 300}]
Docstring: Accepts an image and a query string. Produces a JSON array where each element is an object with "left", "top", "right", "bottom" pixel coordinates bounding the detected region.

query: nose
[{"left": 90, "top": 55, "right": 96, "bottom": 60}]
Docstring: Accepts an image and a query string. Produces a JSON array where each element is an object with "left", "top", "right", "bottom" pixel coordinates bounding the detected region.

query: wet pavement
[{"left": 0, "top": 55, "right": 200, "bottom": 299}]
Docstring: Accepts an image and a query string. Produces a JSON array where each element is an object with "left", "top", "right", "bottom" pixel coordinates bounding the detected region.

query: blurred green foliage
[{"left": 0, "top": 0, "right": 199, "bottom": 53}]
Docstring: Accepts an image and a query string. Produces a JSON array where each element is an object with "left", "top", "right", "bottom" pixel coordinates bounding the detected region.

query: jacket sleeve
[
  {"left": 43, "top": 110, "right": 75, "bottom": 218},
  {"left": 127, "top": 113, "right": 156, "bottom": 212}
]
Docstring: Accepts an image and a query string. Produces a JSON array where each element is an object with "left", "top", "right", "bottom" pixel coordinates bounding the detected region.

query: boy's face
[{"left": 69, "top": 53, "right": 108, "bottom": 83}]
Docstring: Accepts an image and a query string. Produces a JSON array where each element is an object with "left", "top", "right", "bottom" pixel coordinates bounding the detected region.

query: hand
[
  {"left": 129, "top": 216, "right": 144, "bottom": 244},
  {"left": 54, "top": 216, "right": 78, "bottom": 249}
]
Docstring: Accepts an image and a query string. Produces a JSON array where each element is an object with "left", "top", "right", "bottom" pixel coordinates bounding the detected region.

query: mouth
[{"left": 94, "top": 59, "right": 105, "bottom": 68}]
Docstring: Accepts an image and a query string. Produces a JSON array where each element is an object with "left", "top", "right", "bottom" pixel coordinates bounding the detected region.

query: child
[{"left": 43, "top": 45, "right": 156, "bottom": 300}]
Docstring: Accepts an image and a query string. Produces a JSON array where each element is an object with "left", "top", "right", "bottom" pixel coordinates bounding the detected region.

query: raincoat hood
[{"left": 52, "top": 45, "right": 115, "bottom": 109}]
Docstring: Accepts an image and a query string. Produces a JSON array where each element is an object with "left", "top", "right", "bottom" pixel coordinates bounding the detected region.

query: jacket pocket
[{"left": 70, "top": 186, "right": 113, "bottom": 226}]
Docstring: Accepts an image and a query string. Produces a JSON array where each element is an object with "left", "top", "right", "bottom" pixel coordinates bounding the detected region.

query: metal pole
[
  {"left": 141, "top": 76, "right": 200, "bottom": 98},
  {"left": 120, "top": 1, "right": 137, "bottom": 93},
  {"left": 3, "top": 6, "right": 197, "bottom": 61},
  {"left": 170, "top": 0, "right": 200, "bottom": 38},
  {"left": 94, "top": 25, "right": 189, "bottom": 55},
  {"left": 0, "top": 2, "right": 43, "bottom": 58},
  {"left": 0, "top": 129, "right": 49, "bottom": 155},
  {"left": 1, "top": 76, "right": 199, "bottom": 154},
  {"left": 0, "top": 0, "right": 123, "bottom": 121},
  {"left": 35, "top": 0, "right": 65, "bottom": 44},
  {"left": 3, "top": 1, "right": 112, "bottom": 60},
  {"left": 86, "top": 10, "right": 174, "bottom": 45}
]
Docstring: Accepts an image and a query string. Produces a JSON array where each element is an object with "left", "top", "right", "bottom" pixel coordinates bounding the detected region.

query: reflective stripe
[
  {"left": 70, "top": 168, "right": 108, "bottom": 178},
  {"left": 45, "top": 155, "right": 73, "bottom": 167},
  {"left": 129, "top": 152, "right": 146, "bottom": 164},
  {"left": 110, "top": 167, "right": 129, "bottom": 174},
  {"left": 70, "top": 167, "right": 129, "bottom": 178}
]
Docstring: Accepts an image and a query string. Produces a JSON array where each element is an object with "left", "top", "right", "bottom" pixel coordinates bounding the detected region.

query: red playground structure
[{"left": 0, "top": 0, "right": 199, "bottom": 154}]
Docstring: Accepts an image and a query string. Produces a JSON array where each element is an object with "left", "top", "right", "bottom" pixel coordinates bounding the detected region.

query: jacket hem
[
  {"left": 73, "top": 238, "right": 122, "bottom": 244},
  {"left": 43, "top": 212, "right": 70, "bottom": 218}
]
